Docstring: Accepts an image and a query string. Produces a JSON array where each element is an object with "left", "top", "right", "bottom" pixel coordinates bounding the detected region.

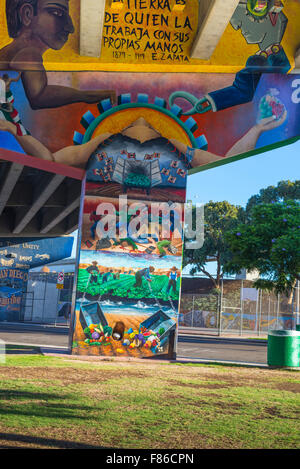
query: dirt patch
[
  {"left": 169, "top": 379, "right": 230, "bottom": 390},
  {"left": 0, "top": 366, "right": 146, "bottom": 385},
  {"left": 271, "top": 382, "right": 300, "bottom": 394},
  {"left": 254, "top": 406, "right": 300, "bottom": 420}
]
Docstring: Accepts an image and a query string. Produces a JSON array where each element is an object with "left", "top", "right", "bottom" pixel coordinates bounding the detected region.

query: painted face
[
  {"left": 254, "top": 0, "right": 268, "bottom": 12},
  {"left": 247, "top": 0, "right": 269, "bottom": 17},
  {"left": 30, "top": 0, "right": 74, "bottom": 50}
]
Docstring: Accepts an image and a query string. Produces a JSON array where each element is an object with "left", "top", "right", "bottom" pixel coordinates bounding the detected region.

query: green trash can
[
  {"left": 296, "top": 325, "right": 300, "bottom": 332},
  {"left": 268, "top": 330, "right": 300, "bottom": 368}
]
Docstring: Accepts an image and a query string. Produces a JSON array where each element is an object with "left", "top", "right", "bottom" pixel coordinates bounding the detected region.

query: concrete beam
[
  {"left": 295, "top": 47, "right": 300, "bottom": 69},
  {"left": 65, "top": 208, "right": 80, "bottom": 235},
  {"left": 0, "top": 162, "right": 24, "bottom": 216},
  {"left": 13, "top": 174, "right": 65, "bottom": 234},
  {"left": 191, "top": 0, "right": 240, "bottom": 60},
  {"left": 40, "top": 182, "right": 81, "bottom": 234},
  {"left": 80, "top": 0, "right": 106, "bottom": 57}
]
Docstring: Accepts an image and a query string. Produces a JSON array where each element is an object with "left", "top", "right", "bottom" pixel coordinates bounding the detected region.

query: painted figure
[
  {"left": 133, "top": 266, "right": 155, "bottom": 288},
  {"left": 86, "top": 261, "right": 100, "bottom": 284},
  {"left": 166, "top": 266, "right": 178, "bottom": 295},
  {"left": 0, "top": 0, "right": 115, "bottom": 109},
  {"left": 102, "top": 269, "right": 112, "bottom": 283},
  {"left": 0, "top": 72, "right": 29, "bottom": 136},
  {"left": 0, "top": 113, "right": 287, "bottom": 167},
  {"left": 89, "top": 210, "right": 102, "bottom": 240},
  {"left": 157, "top": 240, "right": 177, "bottom": 257},
  {"left": 170, "top": 0, "right": 289, "bottom": 115}
]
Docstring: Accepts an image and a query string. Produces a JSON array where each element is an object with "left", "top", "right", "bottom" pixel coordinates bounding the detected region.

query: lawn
[{"left": 0, "top": 352, "right": 299, "bottom": 449}]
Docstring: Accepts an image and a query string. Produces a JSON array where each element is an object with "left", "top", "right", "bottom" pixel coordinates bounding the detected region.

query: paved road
[
  {"left": 178, "top": 335, "right": 267, "bottom": 365},
  {"left": 0, "top": 324, "right": 267, "bottom": 365}
]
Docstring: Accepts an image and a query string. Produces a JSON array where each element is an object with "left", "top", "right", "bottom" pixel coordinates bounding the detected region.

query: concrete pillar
[
  {"left": 80, "top": 0, "right": 106, "bottom": 57},
  {"left": 191, "top": 0, "right": 240, "bottom": 60},
  {"left": 295, "top": 47, "right": 300, "bottom": 70}
]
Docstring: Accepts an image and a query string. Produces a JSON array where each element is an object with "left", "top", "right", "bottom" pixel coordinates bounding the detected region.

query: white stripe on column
[
  {"left": 80, "top": 0, "right": 106, "bottom": 57},
  {"left": 0, "top": 79, "right": 6, "bottom": 104},
  {"left": 295, "top": 47, "right": 300, "bottom": 69},
  {"left": 191, "top": 0, "right": 240, "bottom": 60}
]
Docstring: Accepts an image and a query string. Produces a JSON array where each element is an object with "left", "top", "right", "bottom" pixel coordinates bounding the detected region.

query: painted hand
[
  {"left": 0, "top": 119, "right": 17, "bottom": 136},
  {"left": 257, "top": 110, "right": 287, "bottom": 131},
  {"left": 193, "top": 97, "right": 212, "bottom": 114}
]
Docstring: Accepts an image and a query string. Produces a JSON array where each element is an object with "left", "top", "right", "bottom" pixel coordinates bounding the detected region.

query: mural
[
  {"left": 0, "top": 0, "right": 299, "bottom": 355},
  {"left": 1, "top": 71, "right": 299, "bottom": 175},
  {"left": 0, "top": 0, "right": 299, "bottom": 70},
  {"left": 72, "top": 248, "right": 180, "bottom": 357},
  {"left": 0, "top": 237, "right": 74, "bottom": 322},
  {"left": 0, "top": 267, "right": 28, "bottom": 322},
  {"left": 170, "top": 0, "right": 293, "bottom": 115},
  {"left": 81, "top": 196, "right": 183, "bottom": 256},
  {"left": 71, "top": 103, "right": 186, "bottom": 357}
]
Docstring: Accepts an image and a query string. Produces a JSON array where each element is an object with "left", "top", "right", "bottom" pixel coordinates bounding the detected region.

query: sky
[
  {"left": 186, "top": 139, "right": 300, "bottom": 208},
  {"left": 183, "top": 139, "right": 300, "bottom": 276}
]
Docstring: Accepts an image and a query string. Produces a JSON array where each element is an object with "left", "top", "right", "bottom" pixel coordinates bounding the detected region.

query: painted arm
[
  {"left": 170, "top": 111, "right": 287, "bottom": 167},
  {"left": 225, "top": 112, "right": 287, "bottom": 157},
  {"left": 21, "top": 70, "right": 116, "bottom": 110},
  {"left": 8, "top": 72, "right": 22, "bottom": 84},
  {"left": 10, "top": 48, "right": 116, "bottom": 110}
]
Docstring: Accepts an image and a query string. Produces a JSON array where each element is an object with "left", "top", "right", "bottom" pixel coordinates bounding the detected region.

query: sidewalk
[
  {"left": 179, "top": 326, "right": 268, "bottom": 340},
  {"left": 0, "top": 322, "right": 268, "bottom": 340}
]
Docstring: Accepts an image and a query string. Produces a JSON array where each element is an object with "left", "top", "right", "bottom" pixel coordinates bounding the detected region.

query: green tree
[
  {"left": 225, "top": 200, "right": 300, "bottom": 294},
  {"left": 183, "top": 201, "right": 244, "bottom": 289},
  {"left": 246, "top": 180, "right": 300, "bottom": 217}
]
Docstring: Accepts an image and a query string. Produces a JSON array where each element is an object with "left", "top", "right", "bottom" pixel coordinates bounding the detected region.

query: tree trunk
[
  {"left": 200, "top": 268, "right": 218, "bottom": 289},
  {"left": 287, "top": 279, "right": 297, "bottom": 305}
]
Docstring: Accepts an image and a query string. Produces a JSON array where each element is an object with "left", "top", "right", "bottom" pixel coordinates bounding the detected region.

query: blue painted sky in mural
[{"left": 80, "top": 249, "right": 182, "bottom": 270}]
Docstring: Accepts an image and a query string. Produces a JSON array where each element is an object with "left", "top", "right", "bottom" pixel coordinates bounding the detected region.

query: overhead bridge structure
[{"left": 0, "top": 149, "right": 84, "bottom": 238}]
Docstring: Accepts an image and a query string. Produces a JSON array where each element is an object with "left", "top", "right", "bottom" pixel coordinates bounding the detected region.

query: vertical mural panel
[{"left": 71, "top": 100, "right": 194, "bottom": 357}]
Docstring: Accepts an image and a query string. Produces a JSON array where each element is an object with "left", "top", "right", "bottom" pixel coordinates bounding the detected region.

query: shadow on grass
[
  {"left": 0, "top": 432, "right": 107, "bottom": 449},
  {"left": 0, "top": 389, "right": 108, "bottom": 421},
  {"left": 4, "top": 345, "right": 42, "bottom": 355},
  {"left": 0, "top": 390, "right": 66, "bottom": 401}
]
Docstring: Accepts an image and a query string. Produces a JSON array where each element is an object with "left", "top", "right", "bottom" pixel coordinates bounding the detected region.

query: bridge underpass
[{"left": 0, "top": 148, "right": 84, "bottom": 238}]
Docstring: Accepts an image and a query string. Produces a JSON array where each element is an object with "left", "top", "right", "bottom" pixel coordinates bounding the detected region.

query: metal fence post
[
  {"left": 277, "top": 293, "right": 280, "bottom": 329},
  {"left": 41, "top": 273, "right": 48, "bottom": 324},
  {"left": 296, "top": 280, "right": 300, "bottom": 327},
  {"left": 240, "top": 280, "right": 243, "bottom": 336},
  {"left": 267, "top": 294, "right": 271, "bottom": 331},
  {"left": 218, "top": 280, "right": 223, "bottom": 336},
  {"left": 258, "top": 289, "right": 262, "bottom": 337},
  {"left": 255, "top": 288, "right": 259, "bottom": 334},
  {"left": 192, "top": 294, "right": 195, "bottom": 328}
]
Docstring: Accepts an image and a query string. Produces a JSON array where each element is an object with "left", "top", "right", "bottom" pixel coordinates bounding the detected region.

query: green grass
[{"left": 0, "top": 355, "right": 299, "bottom": 449}]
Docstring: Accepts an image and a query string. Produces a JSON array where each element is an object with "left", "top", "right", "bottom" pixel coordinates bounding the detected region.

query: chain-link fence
[{"left": 180, "top": 278, "right": 299, "bottom": 336}]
